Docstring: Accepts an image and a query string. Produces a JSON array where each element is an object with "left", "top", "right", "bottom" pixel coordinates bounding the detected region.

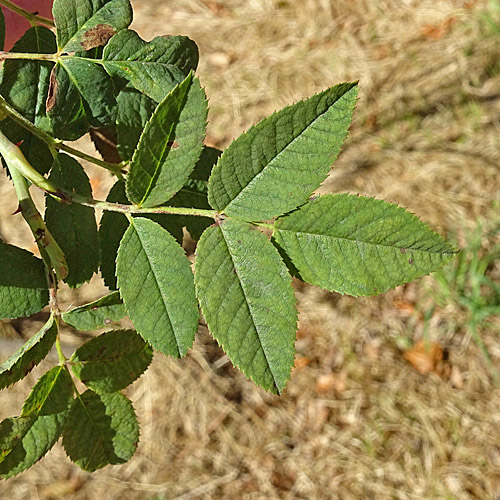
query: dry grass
[{"left": 1, "top": 0, "right": 500, "bottom": 498}]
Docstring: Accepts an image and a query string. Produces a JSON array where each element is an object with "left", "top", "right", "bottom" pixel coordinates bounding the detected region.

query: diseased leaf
[
  {"left": 116, "top": 217, "right": 199, "bottom": 357},
  {"left": 70, "top": 329, "right": 153, "bottom": 392},
  {"left": 0, "top": 240, "right": 48, "bottom": 320},
  {"left": 208, "top": 82, "right": 358, "bottom": 221},
  {"left": 47, "top": 58, "right": 117, "bottom": 140},
  {"left": 62, "top": 291, "right": 126, "bottom": 331},
  {"left": 62, "top": 390, "right": 139, "bottom": 472},
  {"left": 53, "top": 0, "right": 132, "bottom": 52},
  {"left": 273, "top": 194, "right": 457, "bottom": 296},
  {"left": 0, "top": 316, "right": 56, "bottom": 389},
  {"left": 45, "top": 154, "right": 99, "bottom": 288},
  {"left": 126, "top": 73, "right": 207, "bottom": 207},
  {"left": 169, "top": 146, "right": 222, "bottom": 240},
  {"left": 116, "top": 87, "right": 156, "bottom": 161},
  {"left": 195, "top": 219, "right": 297, "bottom": 394},
  {"left": 0, "top": 26, "right": 55, "bottom": 172},
  {"left": 0, "top": 366, "right": 73, "bottom": 479},
  {"left": 102, "top": 29, "right": 199, "bottom": 102}
]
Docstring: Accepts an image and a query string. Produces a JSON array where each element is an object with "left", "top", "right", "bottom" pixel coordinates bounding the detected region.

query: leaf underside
[
  {"left": 273, "top": 193, "right": 457, "bottom": 296},
  {"left": 195, "top": 219, "right": 297, "bottom": 394},
  {"left": 208, "top": 82, "right": 358, "bottom": 221},
  {"left": 116, "top": 217, "right": 199, "bottom": 357}
]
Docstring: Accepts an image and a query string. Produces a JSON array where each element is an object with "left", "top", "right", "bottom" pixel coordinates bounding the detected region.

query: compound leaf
[
  {"left": 0, "top": 316, "right": 56, "bottom": 390},
  {"left": 116, "top": 87, "right": 156, "bottom": 161},
  {"left": 62, "top": 291, "right": 126, "bottom": 331},
  {"left": 70, "top": 329, "right": 153, "bottom": 393},
  {"left": 0, "top": 240, "right": 48, "bottom": 320},
  {"left": 45, "top": 154, "right": 99, "bottom": 288},
  {"left": 195, "top": 219, "right": 297, "bottom": 394},
  {"left": 116, "top": 218, "right": 199, "bottom": 357},
  {"left": 273, "top": 194, "right": 458, "bottom": 296},
  {"left": 62, "top": 390, "right": 139, "bottom": 472},
  {"left": 0, "top": 366, "right": 74, "bottom": 479},
  {"left": 208, "top": 82, "right": 358, "bottom": 221},
  {"left": 53, "top": 0, "right": 132, "bottom": 52},
  {"left": 126, "top": 72, "right": 207, "bottom": 207},
  {"left": 0, "top": 26, "right": 55, "bottom": 172},
  {"left": 102, "top": 29, "right": 199, "bottom": 102}
]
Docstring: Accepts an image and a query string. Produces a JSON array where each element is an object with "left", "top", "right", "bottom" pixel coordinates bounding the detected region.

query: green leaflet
[
  {"left": 47, "top": 58, "right": 117, "bottom": 140},
  {"left": 0, "top": 366, "right": 74, "bottom": 479},
  {"left": 99, "top": 181, "right": 183, "bottom": 290},
  {"left": 208, "top": 82, "right": 358, "bottom": 221},
  {"left": 0, "top": 240, "right": 48, "bottom": 320},
  {"left": 101, "top": 29, "right": 199, "bottom": 102},
  {"left": 70, "top": 329, "right": 153, "bottom": 393},
  {"left": 53, "top": 0, "right": 133, "bottom": 52},
  {"left": 116, "top": 217, "right": 199, "bottom": 357},
  {"left": 169, "top": 146, "right": 221, "bottom": 240},
  {"left": 126, "top": 73, "right": 207, "bottom": 207},
  {"left": 0, "top": 316, "right": 57, "bottom": 389},
  {"left": 62, "top": 291, "right": 126, "bottom": 330},
  {"left": 273, "top": 194, "right": 458, "bottom": 296},
  {"left": 0, "top": 26, "right": 55, "bottom": 172},
  {"left": 45, "top": 154, "right": 99, "bottom": 288},
  {"left": 62, "top": 390, "right": 139, "bottom": 472},
  {"left": 116, "top": 87, "right": 156, "bottom": 161},
  {"left": 195, "top": 219, "right": 297, "bottom": 394}
]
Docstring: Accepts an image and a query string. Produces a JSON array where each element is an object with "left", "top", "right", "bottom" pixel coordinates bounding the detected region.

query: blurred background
[{"left": 1, "top": 0, "right": 500, "bottom": 498}]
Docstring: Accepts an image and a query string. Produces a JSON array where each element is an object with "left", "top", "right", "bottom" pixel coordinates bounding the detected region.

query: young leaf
[
  {"left": 53, "top": 0, "right": 133, "bottom": 52},
  {"left": 0, "top": 366, "right": 74, "bottom": 479},
  {"left": 0, "top": 26, "right": 56, "bottom": 172},
  {"left": 99, "top": 181, "right": 183, "bottom": 290},
  {"left": 169, "top": 146, "right": 221, "bottom": 240},
  {"left": 61, "top": 291, "right": 126, "bottom": 331},
  {"left": 208, "top": 82, "right": 358, "bottom": 221},
  {"left": 195, "top": 219, "right": 297, "bottom": 394},
  {"left": 62, "top": 390, "right": 139, "bottom": 472},
  {"left": 116, "top": 87, "right": 156, "bottom": 161},
  {"left": 273, "top": 194, "right": 458, "bottom": 296},
  {"left": 101, "top": 29, "right": 199, "bottom": 102},
  {"left": 126, "top": 72, "right": 207, "bottom": 207},
  {"left": 45, "top": 154, "right": 99, "bottom": 288},
  {"left": 116, "top": 217, "right": 199, "bottom": 357},
  {"left": 47, "top": 58, "right": 117, "bottom": 140},
  {"left": 70, "top": 329, "right": 153, "bottom": 393},
  {"left": 0, "top": 316, "right": 57, "bottom": 389},
  {"left": 0, "top": 240, "right": 48, "bottom": 320}
]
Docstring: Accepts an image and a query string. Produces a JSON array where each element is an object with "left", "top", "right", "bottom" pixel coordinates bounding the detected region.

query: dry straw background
[{"left": 1, "top": 0, "right": 500, "bottom": 498}]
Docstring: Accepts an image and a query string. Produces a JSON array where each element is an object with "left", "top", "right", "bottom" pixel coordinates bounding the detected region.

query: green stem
[
  {"left": 0, "top": 96, "right": 126, "bottom": 175},
  {"left": 0, "top": 0, "right": 54, "bottom": 27},
  {"left": 0, "top": 51, "right": 56, "bottom": 61},
  {"left": 8, "top": 165, "right": 69, "bottom": 280},
  {"left": 55, "top": 335, "right": 66, "bottom": 364}
]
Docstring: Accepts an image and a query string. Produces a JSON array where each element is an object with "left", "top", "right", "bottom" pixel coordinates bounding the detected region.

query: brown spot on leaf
[
  {"left": 46, "top": 67, "right": 58, "bottom": 113},
  {"left": 81, "top": 24, "right": 116, "bottom": 51},
  {"left": 167, "top": 140, "right": 180, "bottom": 149}
]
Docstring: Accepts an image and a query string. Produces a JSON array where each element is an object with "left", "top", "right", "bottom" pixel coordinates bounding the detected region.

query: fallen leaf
[{"left": 404, "top": 340, "right": 444, "bottom": 374}]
